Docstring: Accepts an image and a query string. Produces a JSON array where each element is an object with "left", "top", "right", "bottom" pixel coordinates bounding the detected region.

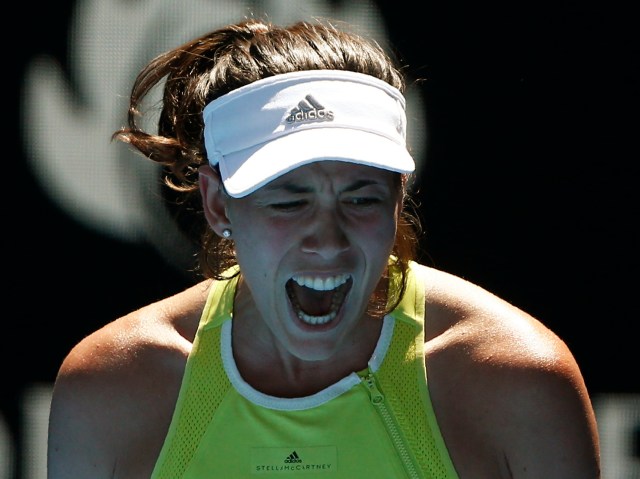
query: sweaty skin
[{"left": 48, "top": 162, "right": 600, "bottom": 479}]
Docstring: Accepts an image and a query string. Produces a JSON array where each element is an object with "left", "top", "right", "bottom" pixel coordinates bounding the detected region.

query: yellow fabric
[{"left": 152, "top": 261, "right": 459, "bottom": 478}]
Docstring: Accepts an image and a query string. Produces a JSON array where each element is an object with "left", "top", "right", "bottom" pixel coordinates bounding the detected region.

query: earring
[{"left": 222, "top": 228, "right": 232, "bottom": 239}]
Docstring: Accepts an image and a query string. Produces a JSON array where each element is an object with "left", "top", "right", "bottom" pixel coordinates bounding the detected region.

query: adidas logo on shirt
[
  {"left": 286, "top": 95, "right": 334, "bottom": 123},
  {"left": 284, "top": 450, "right": 302, "bottom": 463}
]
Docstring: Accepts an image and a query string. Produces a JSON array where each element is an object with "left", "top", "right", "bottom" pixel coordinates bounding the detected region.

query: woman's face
[{"left": 225, "top": 161, "right": 402, "bottom": 361}]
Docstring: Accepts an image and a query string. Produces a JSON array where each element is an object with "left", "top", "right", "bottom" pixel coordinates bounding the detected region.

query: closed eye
[
  {"left": 270, "top": 200, "right": 307, "bottom": 211},
  {"left": 343, "top": 197, "right": 381, "bottom": 206}
]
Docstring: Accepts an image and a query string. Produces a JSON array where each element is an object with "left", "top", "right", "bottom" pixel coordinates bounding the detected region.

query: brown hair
[{"left": 113, "top": 18, "right": 422, "bottom": 316}]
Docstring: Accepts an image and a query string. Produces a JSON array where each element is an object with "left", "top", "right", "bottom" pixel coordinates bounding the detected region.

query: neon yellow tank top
[{"left": 151, "top": 261, "right": 459, "bottom": 478}]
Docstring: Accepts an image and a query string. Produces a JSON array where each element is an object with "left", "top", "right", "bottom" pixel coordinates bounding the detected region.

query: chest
[{"left": 182, "top": 381, "right": 411, "bottom": 477}]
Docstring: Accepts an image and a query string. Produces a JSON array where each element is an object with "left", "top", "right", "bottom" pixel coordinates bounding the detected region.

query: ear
[{"left": 199, "top": 165, "right": 231, "bottom": 237}]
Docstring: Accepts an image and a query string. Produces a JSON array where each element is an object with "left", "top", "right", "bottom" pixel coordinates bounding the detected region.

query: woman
[{"left": 47, "top": 18, "right": 601, "bottom": 478}]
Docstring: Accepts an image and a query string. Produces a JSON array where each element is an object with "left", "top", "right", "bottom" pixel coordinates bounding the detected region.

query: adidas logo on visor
[{"left": 286, "top": 95, "right": 334, "bottom": 124}]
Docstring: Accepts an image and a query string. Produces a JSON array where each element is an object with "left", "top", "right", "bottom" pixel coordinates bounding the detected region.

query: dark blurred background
[{"left": 4, "top": 0, "right": 638, "bottom": 477}]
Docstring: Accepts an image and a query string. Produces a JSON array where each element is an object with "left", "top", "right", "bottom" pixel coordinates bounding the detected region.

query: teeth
[
  {"left": 291, "top": 273, "right": 350, "bottom": 291},
  {"left": 297, "top": 310, "right": 337, "bottom": 325}
]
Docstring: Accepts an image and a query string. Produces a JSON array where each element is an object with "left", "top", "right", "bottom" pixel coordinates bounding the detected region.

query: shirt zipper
[{"left": 362, "top": 371, "right": 422, "bottom": 479}]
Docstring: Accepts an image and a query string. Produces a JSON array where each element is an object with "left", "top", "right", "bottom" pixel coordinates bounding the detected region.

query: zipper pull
[{"left": 363, "top": 373, "right": 384, "bottom": 405}]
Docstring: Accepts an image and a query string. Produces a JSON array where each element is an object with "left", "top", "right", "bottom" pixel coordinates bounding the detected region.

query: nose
[{"left": 300, "top": 208, "right": 350, "bottom": 259}]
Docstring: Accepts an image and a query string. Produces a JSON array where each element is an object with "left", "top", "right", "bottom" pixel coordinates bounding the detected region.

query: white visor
[{"left": 203, "top": 70, "right": 415, "bottom": 198}]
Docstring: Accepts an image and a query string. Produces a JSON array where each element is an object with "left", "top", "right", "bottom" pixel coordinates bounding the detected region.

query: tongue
[{"left": 292, "top": 283, "right": 333, "bottom": 316}]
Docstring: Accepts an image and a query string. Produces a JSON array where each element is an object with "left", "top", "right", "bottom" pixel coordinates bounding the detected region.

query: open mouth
[{"left": 286, "top": 274, "right": 353, "bottom": 325}]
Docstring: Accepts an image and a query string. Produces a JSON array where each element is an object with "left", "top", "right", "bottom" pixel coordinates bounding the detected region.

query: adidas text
[{"left": 286, "top": 109, "right": 333, "bottom": 123}]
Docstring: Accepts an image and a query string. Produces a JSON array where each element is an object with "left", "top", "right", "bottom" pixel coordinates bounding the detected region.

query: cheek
[
  {"left": 358, "top": 211, "right": 398, "bottom": 248},
  {"left": 373, "top": 224, "right": 397, "bottom": 256},
  {"left": 233, "top": 218, "right": 291, "bottom": 266}
]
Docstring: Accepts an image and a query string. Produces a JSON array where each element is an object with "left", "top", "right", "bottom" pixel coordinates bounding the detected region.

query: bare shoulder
[
  {"left": 421, "top": 266, "right": 572, "bottom": 365},
  {"left": 47, "top": 280, "right": 211, "bottom": 479},
  {"left": 419, "top": 266, "right": 600, "bottom": 478}
]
